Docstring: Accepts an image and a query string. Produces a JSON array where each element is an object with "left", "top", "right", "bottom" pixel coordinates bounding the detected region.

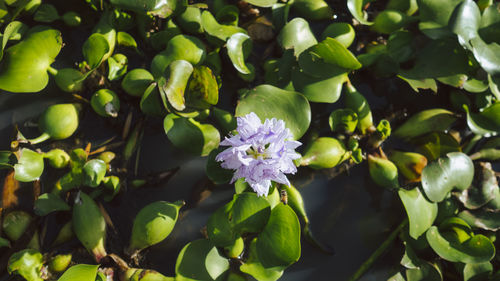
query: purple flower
[{"left": 216, "top": 112, "right": 301, "bottom": 196}]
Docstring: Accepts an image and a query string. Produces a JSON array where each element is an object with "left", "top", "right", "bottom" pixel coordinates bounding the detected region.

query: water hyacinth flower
[{"left": 216, "top": 112, "right": 301, "bottom": 196}]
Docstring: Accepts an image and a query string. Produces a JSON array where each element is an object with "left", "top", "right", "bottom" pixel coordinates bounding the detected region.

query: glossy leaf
[
  {"left": 227, "top": 33, "right": 253, "bottom": 74},
  {"left": 321, "top": 23, "right": 355, "bottom": 47},
  {"left": 107, "top": 53, "right": 127, "bottom": 81},
  {"left": 109, "top": 0, "right": 180, "bottom": 18},
  {"left": 206, "top": 147, "right": 233, "bottom": 185},
  {"left": 347, "top": 0, "right": 373, "bottom": 25},
  {"left": 457, "top": 162, "right": 498, "bottom": 209},
  {"left": 14, "top": 149, "right": 44, "bottom": 182},
  {"left": 0, "top": 21, "right": 27, "bottom": 61},
  {"left": 235, "top": 84, "right": 311, "bottom": 139},
  {"left": 421, "top": 152, "right": 474, "bottom": 202},
  {"left": 34, "top": 193, "right": 70, "bottom": 216},
  {"left": 417, "top": 0, "right": 464, "bottom": 39},
  {"left": 277, "top": 18, "right": 317, "bottom": 56},
  {"left": 300, "top": 137, "right": 348, "bottom": 169},
  {"left": 175, "top": 239, "right": 229, "bottom": 281},
  {"left": 426, "top": 223, "right": 495, "bottom": 263},
  {"left": 57, "top": 264, "right": 99, "bottom": 281},
  {"left": 245, "top": 0, "right": 278, "bottom": 7},
  {"left": 256, "top": 204, "right": 301, "bottom": 268},
  {"left": 368, "top": 155, "right": 399, "bottom": 189},
  {"left": 399, "top": 187, "right": 437, "bottom": 239},
  {"left": 464, "top": 103, "right": 500, "bottom": 136},
  {"left": 394, "top": 109, "right": 457, "bottom": 140},
  {"left": 0, "top": 26, "right": 62, "bottom": 93},
  {"left": 201, "top": 10, "right": 246, "bottom": 42},
  {"left": 83, "top": 33, "right": 110, "bottom": 69},
  {"left": 459, "top": 209, "right": 500, "bottom": 231},
  {"left": 411, "top": 132, "right": 461, "bottom": 161},
  {"left": 207, "top": 201, "right": 237, "bottom": 247},
  {"left": 158, "top": 60, "right": 193, "bottom": 111},
  {"left": 82, "top": 159, "right": 107, "bottom": 188},
  {"left": 463, "top": 262, "right": 492, "bottom": 281},
  {"left": 7, "top": 249, "right": 43, "bottom": 281},
  {"left": 122, "top": 68, "right": 154, "bottom": 97},
  {"left": 163, "top": 114, "right": 220, "bottom": 156},
  {"left": 230, "top": 192, "right": 271, "bottom": 234},
  {"left": 449, "top": 0, "right": 481, "bottom": 49},
  {"left": 292, "top": 0, "right": 333, "bottom": 20},
  {"left": 177, "top": 7, "right": 203, "bottom": 34},
  {"left": 291, "top": 68, "right": 347, "bottom": 103},
  {"left": 406, "top": 261, "right": 443, "bottom": 281},
  {"left": 185, "top": 66, "right": 218, "bottom": 109}
]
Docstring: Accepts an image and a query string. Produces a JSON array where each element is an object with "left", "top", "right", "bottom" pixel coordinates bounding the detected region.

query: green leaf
[
  {"left": 479, "top": 3, "right": 500, "bottom": 44},
  {"left": 57, "top": 264, "right": 99, "bottom": 281},
  {"left": 464, "top": 103, "right": 500, "bottom": 136},
  {"left": 398, "top": 76, "right": 437, "bottom": 93},
  {"left": 426, "top": 221, "right": 495, "bottom": 263},
  {"left": 163, "top": 114, "right": 220, "bottom": 156},
  {"left": 82, "top": 159, "right": 107, "bottom": 188},
  {"left": 117, "top": 31, "right": 138, "bottom": 50},
  {"left": 201, "top": 10, "right": 246, "bottom": 43},
  {"left": 140, "top": 84, "right": 166, "bottom": 117},
  {"left": 277, "top": 18, "right": 317, "bottom": 57},
  {"left": 393, "top": 109, "right": 457, "bottom": 140},
  {"left": 207, "top": 201, "right": 237, "bottom": 247},
  {"left": 245, "top": 0, "right": 278, "bottom": 7},
  {"left": 0, "top": 236, "right": 10, "bottom": 248},
  {"left": 417, "top": 0, "right": 464, "bottom": 39},
  {"left": 150, "top": 34, "right": 205, "bottom": 78},
  {"left": 54, "top": 68, "right": 84, "bottom": 93},
  {"left": 107, "top": 53, "right": 127, "bottom": 81},
  {"left": 367, "top": 155, "right": 399, "bottom": 189},
  {"left": 121, "top": 68, "right": 154, "bottom": 97},
  {"left": 0, "top": 150, "right": 13, "bottom": 169},
  {"left": 33, "top": 3, "right": 59, "bottom": 23},
  {"left": 7, "top": 249, "right": 43, "bottom": 281},
  {"left": 291, "top": 68, "right": 347, "bottom": 103},
  {"left": 227, "top": 33, "right": 253, "bottom": 74},
  {"left": 411, "top": 132, "right": 461, "bottom": 161},
  {"left": 456, "top": 162, "right": 498, "bottom": 209},
  {"left": 256, "top": 204, "right": 301, "bottom": 268},
  {"left": 109, "top": 0, "right": 180, "bottom": 18},
  {"left": 185, "top": 66, "right": 219, "bottom": 109},
  {"left": 329, "top": 108, "right": 358, "bottom": 133},
  {"left": 175, "top": 239, "right": 229, "bottom": 281},
  {"left": 298, "top": 38, "right": 361, "bottom": 77},
  {"left": 449, "top": 0, "right": 481, "bottom": 49},
  {"left": 158, "top": 60, "right": 193, "bottom": 111},
  {"left": 240, "top": 238, "right": 283, "bottom": 281},
  {"left": 82, "top": 33, "right": 110, "bottom": 69},
  {"left": 321, "top": 23, "right": 355, "bottom": 47},
  {"left": 459, "top": 209, "right": 500, "bottom": 231},
  {"left": 206, "top": 147, "right": 233, "bottom": 185},
  {"left": 399, "top": 38, "right": 469, "bottom": 79},
  {"left": 292, "top": 0, "right": 333, "bottom": 21},
  {"left": 0, "top": 26, "right": 62, "bottom": 93},
  {"left": 177, "top": 7, "right": 203, "bottom": 34},
  {"left": 0, "top": 21, "right": 27, "bottom": 61},
  {"left": 230, "top": 192, "right": 271, "bottom": 234},
  {"left": 14, "top": 149, "right": 44, "bottom": 182},
  {"left": 300, "top": 137, "right": 348, "bottom": 169},
  {"left": 421, "top": 152, "right": 474, "bottom": 202},
  {"left": 347, "top": 0, "right": 374, "bottom": 25},
  {"left": 406, "top": 261, "right": 443, "bottom": 281},
  {"left": 399, "top": 187, "right": 438, "bottom": 239},
  {"left": 235, "top": 84, "right": 311, "bottom": 140},
  {"left": 463, "top": 262, "right": 492, "bottom": 281},
  {"left": 34, "top": 193, "right": 70, "bottom": 216}
]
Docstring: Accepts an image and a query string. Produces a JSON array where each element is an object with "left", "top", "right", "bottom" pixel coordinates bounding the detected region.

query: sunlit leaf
[
  {"left": 399, "top": 187, "right": 438, "bottom": 239},
  {"left": 34, "top": 193, "right": 70, "bottom": 216},
  {"left": 175, "top": 239, "right": 229, "bottom": 281}
]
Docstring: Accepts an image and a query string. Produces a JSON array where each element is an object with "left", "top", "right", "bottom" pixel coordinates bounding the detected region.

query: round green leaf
[
  {"left": 292, "top": 0, "right": 333, "bottom": 20},
  {"left": 185, "top": 66, "right": 219, "bottom": 109},
  {"left": 82, "top": 159, "right": 107, "bottom": 188},
  {"left": 235, "top": 84, "right": 311, "bottom": 139},
  {"left": 0, "top": 26, "right": 62, "bottom": 93},
  {"left": 14, "top": 149, "right": 44, "bottom": 182},
  {"left": 256, "top": 204, "right": 301, "bottom": 268},
  {"left": 230, "top": 192, "right": 271, "bottom": 234},
  {"left": 163, "top": 114, "right": 220, "bottom": 156},
  {"left": 175, "top": 239, "right": 229, "bottom": 281},
  {"left": 291, "top": 68, "right": 347, "bottom": 103},
  {"left": 109, "top": 0, "right": 180, "bottom": 18},
  {"left": 321, "top": 22, "right": 355, "bottom": 47},
  {"left": 122, "top": 68, "right": 154, "bottom": 97},
  {"left": 300, "top": 137, "right": 348, "bottom": 169},
  {"left": 158, "top": 60, "right": 193, "bottom": 111},
  {"left": 418, "top": 0, "right": 464, "bottom": 39},
  {"left": 8, "top": 249, "right": 43, "bottom": 281},
  {"left": 399, "top": 187, "right": 438, "bottom": 239},
  {"left": 245, "top": 0, "right": 278, "bottom": 7},
  {"left": 421, "top": 152, "right": 474, "bottom": 202},
  {"left": 463, "top": 262, "right": 492, "bottom": 281},
  {"left": 456, "top": 162, "right": 498, "bottom": 209}
]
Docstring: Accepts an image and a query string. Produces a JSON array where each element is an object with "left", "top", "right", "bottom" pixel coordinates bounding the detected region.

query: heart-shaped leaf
[
  {"left": 163, "top": 114, "right": 220, "bottom": 156},
  {"left": 175, "top": 239, "right": 229, "bottom": 281},
  {"left": 14, "top": 149, "right": 44, "bottom": 182},
  {"left": 0, "top": 26, "right": 62, "bottom": 93},
  {"left": 34, "top": 193, "right": 70, "bottom": 216},
  {"left": 399, "top": 187, "right": 438, "bottom": 239},
  {"left": 256, "top": 204, "right": 301, "bottom": 268},
  {"left": 235, "top": 84, "right": 311, "bottom": 139},
  {"left": 291, "top": 67, "right": 347, "bottom": 103},
  {"left": 421, "top": 152, "right": 474, "bottom": 202}
]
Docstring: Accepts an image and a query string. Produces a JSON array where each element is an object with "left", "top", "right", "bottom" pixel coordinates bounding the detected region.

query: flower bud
[
  {"left": 345, "top": 84, "right": 373, "bottom": 134},
  {"left": 48, "top": 254, "right": 72, "bottom": 273},
  {"left": 300, "top": 137, "right": 348, "bottom": 169},
  {"left": 44, "top": 148, "right": 70, "bottom": 169},
  {"left": 368, "top": 155, "right": 399, "bottom": 189}
]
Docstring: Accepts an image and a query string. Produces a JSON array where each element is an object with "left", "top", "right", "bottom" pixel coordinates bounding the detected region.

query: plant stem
[
  {"left": 347, "top": 218, "right": 408, "bottom": 281},
  {"left": 47, "top": 66, "right": 58, "bottom": 76},
  {"left": 28, "top": 132, "right": 50, "bottom": 145},
  {"left": 463, "top": 134, "right": 482, "bottom": 154}
]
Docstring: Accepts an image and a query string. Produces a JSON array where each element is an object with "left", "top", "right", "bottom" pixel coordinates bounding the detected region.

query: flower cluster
[{"left": 216, "top": 112, "right": 301, "bottom": 196}]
